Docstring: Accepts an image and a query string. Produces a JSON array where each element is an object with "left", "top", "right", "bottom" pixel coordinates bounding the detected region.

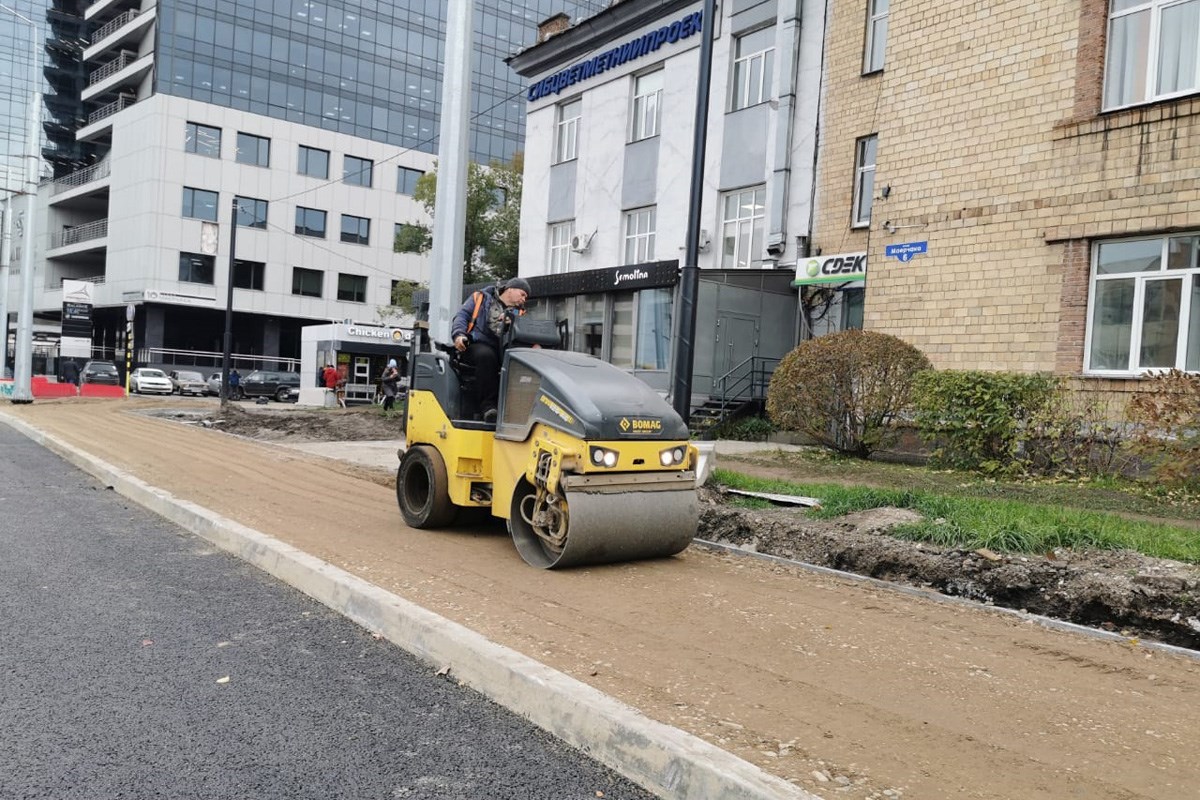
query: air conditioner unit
[{"left": 570, "top": 232, "right": 593, "bottom": 253}]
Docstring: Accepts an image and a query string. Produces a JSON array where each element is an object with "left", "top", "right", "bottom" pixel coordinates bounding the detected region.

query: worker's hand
[{"left": 454, "top": 334, "right": 468, "bottom": 352}]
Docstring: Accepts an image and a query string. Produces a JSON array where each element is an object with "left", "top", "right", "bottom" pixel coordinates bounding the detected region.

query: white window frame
[
  {"left": 629, "top": 70, "right": 663, "bottom": 142},
  {"left": 730, "top": 27, "right": 775, "bottom": 111},
  {"left": 1084, "top": 231, "right": 1200, "bottom": 375},
  {"left": 1103, "top": 0, "right": 1200, "bottom": 109},
  {"left": 852, "top": 134, "right": 877, "bottom": 228},
  {"left": 555, "top": 99, "right": 582, "bottom": 164},
  {"left": 549, "top": 221, "right": 574, "bottom": 274},
  {"left": 623, "top": 207, "right": 656, "bottom": 265},
  {"left": 720, "top": 186, "right": 766, "bottom": 269},
  {"left": 863, "top": 0, "right": 890, "bottom": 73}
]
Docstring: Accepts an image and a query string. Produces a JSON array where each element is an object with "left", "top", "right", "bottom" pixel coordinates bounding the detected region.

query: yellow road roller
[{"left": 396, "top": 320, "right": 699, "bottom": 568}]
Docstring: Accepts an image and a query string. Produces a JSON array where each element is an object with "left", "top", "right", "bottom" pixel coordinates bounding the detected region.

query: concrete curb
[{"left": 1, "top": 413, "right": 815, "bottom": 800}]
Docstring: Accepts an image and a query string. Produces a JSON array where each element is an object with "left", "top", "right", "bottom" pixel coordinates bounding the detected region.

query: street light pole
[
  {"left": 2, "top": 2, "right": 41, "bottom": 403},
  {"left": 1, "top": 191, "right": 12, "bottom": 378},
  {"left": 428, "top": 0, "right": 473, "bottom": 344},
  {"left": 220, "top": 197, "right": 237, "bottom": 406}
]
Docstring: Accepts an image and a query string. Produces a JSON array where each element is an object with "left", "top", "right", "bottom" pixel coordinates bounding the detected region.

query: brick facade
[{"left": 813, "top": 0, "right": 1200, "bottom": 383}]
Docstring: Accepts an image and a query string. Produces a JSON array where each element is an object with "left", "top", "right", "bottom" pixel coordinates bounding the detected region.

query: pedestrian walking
[
  {"left": 380, "top": 359, "right": 400, "bottom": 412},
  {"left": 61, "top": 358, "right": 80, "bottom": 395}
]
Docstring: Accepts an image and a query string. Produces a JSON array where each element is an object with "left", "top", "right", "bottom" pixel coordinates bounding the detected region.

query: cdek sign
[{"left": 792, "top": 252, "right": 867, "bottom": 287}]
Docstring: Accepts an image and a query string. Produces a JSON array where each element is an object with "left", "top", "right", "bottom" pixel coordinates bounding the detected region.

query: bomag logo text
[
  {"left": 539, "top": 395, "right": 575, "bottom": 424},
  {"left": 619, "top": 417, "right": 662, "bottom": 434}
]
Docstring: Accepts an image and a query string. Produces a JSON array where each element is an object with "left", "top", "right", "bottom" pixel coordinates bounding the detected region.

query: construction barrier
[{"left": 0, "top": 378, "right": 125, "bottom": 399}]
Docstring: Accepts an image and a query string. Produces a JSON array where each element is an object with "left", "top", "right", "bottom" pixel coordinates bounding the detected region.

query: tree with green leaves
[{"left": 394, "top": 153, "right": 523, "bottom": 285}]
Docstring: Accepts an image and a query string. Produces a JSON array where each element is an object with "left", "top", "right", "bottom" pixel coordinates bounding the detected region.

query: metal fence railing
[{"left": 51, "top": 218, "right": 108, "bottom": 248}]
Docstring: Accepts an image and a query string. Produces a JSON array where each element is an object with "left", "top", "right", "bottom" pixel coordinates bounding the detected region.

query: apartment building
[
  {"left": 4, "top": 0, "right": 603, "bottom": 369},
  {"left": 508, "top": 0, "right": 825, "bottom": 400},
  {"left": 813, "top": 0, "right": 1200, "bottom": 388}
]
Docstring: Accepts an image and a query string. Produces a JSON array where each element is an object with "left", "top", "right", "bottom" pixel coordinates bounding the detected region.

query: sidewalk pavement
[
  {"left": 279, "top": 437, "right": 807, "bottom": 473},
  {"left": 3, "top": 411, "right": 815, "bottom": 800}
]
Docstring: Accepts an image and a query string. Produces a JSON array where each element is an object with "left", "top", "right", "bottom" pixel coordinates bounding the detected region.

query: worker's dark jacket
[{"left": 450, "top": 286, "right": 519, "bottom": 349}]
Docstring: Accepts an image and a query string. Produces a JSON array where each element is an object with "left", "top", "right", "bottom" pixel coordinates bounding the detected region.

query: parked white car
[
  {"left": 169, "top": 369, "right": 208, "bottom": 396},
  {"left": 205, "top": 372, "right": 222, "bottom": 396},
  {"left": 130, "top": 367, "right": 173, "bottom": 395}
]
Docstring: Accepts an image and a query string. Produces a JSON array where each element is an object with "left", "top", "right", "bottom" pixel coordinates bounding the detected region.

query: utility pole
[
  {"left": 220, "top": 198, "right": 238, "bottom": 406},
  {"left": 1, "top": 193, "right": 12, "bottom": 378},
  {"left": 3, "top": 2, "right": 41, "bottom": 403},
  {"left": 670, "top": 0, "right": 717, "bottom": 424},
  {"left": 427, "top": 0, "right": 473, "bottom": 343}
]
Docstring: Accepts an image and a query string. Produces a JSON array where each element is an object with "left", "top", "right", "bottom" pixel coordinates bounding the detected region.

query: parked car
[
  {"left": 80, "top": 360, "right": 120, "bottom": 385},
  {"left": 239, "top": 370, "right": 300, "bottom": 402},
  {"left": 129, "top": 367, "right": 174, "bottom": 395},
  {"left": 205, "top": 372, "right": 222, "bottom": 396},
  {"left": 169, "top": 369, "right": 208, "bottom": 396}
]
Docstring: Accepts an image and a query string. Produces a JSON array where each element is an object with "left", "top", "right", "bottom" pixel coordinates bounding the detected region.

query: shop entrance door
[{"left": 714, "top": 313, "right": 759, "bottom": 396}]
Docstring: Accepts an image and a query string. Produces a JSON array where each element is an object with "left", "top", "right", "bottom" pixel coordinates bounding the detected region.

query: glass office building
[
  {"left": 156, "top": 0, "right": 606, "bottom": 163},
  {"left": 0, "top": 0, "right": 53, "bottom": 189}
]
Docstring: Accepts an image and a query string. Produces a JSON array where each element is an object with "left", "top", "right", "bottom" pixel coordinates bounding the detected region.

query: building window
[
  {"left": 555, "top": 98, "right": 581, "bottom": 163},
  {"left": 1104, "top": 0, "right": 1200, "bottom": 109},
  {"left": 630, "top": 70, "right": 662, "bottom": 142},
  {"left": 344, "top": 155, "right": 374, "bottom": 187},
  {"left": 337, "top": 273, "right": 368, "bottom": 303},
  {"left": 184, "top": 122, "right": 221, "bottom": 157},
  {"left": 397, "top": 166, "right": 424, "bottom": 195},
  {"left": 721, "top": 187, "right": 766, "bottom": 269},
  {"left": 852, "top": 135, "right": 877, "bottom": 228},
  {"left": 298, "top": 145, "right": 329, "bottom": 178},
  {"left": 292, "top": 267, "right": 323, "bottom": 298},
  {"left": 636, "top": 287, "right": 673, "bottom": 370},
  {"left": 1086, "top": 233, "right": 1200, "bottom": 373},
  {"left": 394, "top": 222, "right": 427, "bottom": 252},
  {"left": 863, "top": 0, "right": 889, "bottom": 73},
  {"left": 295, "top": 206, "right": 327, "bottom": 238},
  {"left": 623, "top": 207, "right": 656, "bottom": 265},
  {"left": 182, "top": 187, "right": 218, "bottom": 222},
  {"left": 235, "top": 132, "right": 270, "bottom": 167},
  {"left": 341, "top": 214, "right": 370, "bottom": 245},
  {"left": 178, "top": 252, "right": 215, "bottom": 284},
  {"left": 233, "top": 259, "right": 265, "bottom": 290},
  {"left": 549, "top": 221, "right": 574, "bottom": 274},
  {"left": 731, "top": 27, "right": 775, "bottom": 111},
  {"left": 234, "top": 196, "right": 268, "bottom": 229}
]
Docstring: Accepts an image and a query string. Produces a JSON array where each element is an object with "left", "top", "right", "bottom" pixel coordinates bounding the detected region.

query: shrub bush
[
  {"left": 712, "top": 415, "right": 776, "bottom": 442},
  {"left": 911, "top": 370, "right": 1060, "bottom": 473},
  {"left": 766, "top": 330, "right": 930, "bottom": 458},
  {"left": 1022, "top": 387, "right": 1133, "bottom": 478},
  {"left": 1127, "top": 370, "right": 1200, "bottom": 488}
]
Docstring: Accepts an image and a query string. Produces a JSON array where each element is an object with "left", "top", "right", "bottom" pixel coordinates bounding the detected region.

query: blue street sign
[{"left": 884, "top": 241, "right": 928, "bottom": 262}]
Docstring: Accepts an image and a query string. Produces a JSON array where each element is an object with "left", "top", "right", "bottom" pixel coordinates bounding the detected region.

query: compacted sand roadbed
[{"left": 5, "top": 398, "right": 1199, "bottom": 800}]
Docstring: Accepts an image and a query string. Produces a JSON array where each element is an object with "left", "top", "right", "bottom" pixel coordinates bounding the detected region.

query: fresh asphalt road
[{"left": 0, "top": 425, "right": 656, "bottom": 800}]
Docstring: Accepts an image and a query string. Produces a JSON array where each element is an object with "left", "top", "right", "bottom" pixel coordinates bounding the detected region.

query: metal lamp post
[{"left": 2, "top": 2, "right": 41, "bottom": 403}]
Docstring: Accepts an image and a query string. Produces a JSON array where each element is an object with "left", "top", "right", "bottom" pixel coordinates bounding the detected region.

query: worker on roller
[{"left": 451, "top": 277, "right": 530, "bottom": 422}]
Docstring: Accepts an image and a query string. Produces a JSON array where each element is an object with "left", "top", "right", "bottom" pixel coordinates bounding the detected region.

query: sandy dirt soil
[{"left": 6, "top": 397, "right": 1200, "bottom": 800}]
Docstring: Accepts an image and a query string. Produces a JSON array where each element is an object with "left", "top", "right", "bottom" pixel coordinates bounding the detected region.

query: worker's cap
[{"left": 503, "top": 277, "right": 531, "bottom": 295}]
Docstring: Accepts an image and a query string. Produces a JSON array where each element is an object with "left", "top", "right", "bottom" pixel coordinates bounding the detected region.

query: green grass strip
[{"left": 712, "top": 468, "right": 1200, "bottom": 564}]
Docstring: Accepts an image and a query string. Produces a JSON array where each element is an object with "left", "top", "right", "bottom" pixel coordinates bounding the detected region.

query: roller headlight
[
  {"left": 660, "top": 446, "right": 686, "bottom": 466},
  {"left": 589, "top": 446, "right": 619, "bottom": 468}
]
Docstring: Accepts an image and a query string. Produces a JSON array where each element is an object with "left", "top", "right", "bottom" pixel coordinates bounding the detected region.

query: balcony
[
  {"left": 89, "top": 93, "right": 134, "bottom": 124},
  {"left": 85, "top": 0, "right": 144, "bottom": 23},
  {"left": 81, "top": 49, "right": 152, "bottom": 103},
  {"left": 51, "top": 218, "right": 108, "bottom": 249},
  {"left": 51, "top": 159, "right": 110, "bottom": 196},
  {"left": 88, "top": 49, "right": 136, "bottom": 85},
  {"left": 90, "top": 8, "right": 138, "bottom": 44},
  {"left": 83, "top": 7, "right": 155, "bottom": 63}
]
